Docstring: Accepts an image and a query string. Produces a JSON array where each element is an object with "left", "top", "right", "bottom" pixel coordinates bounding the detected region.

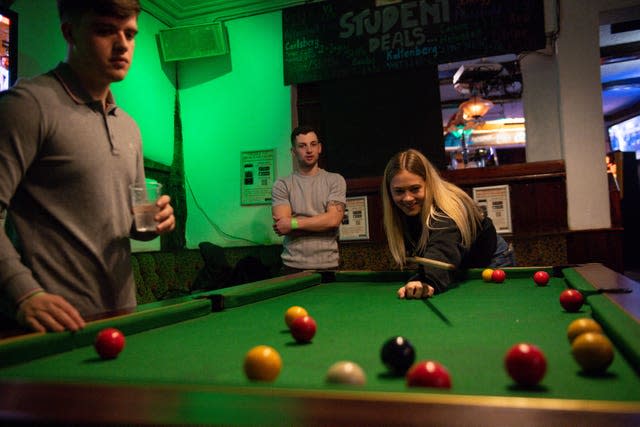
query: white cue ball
[{"left": 325, "top": 361, "right": 366, "bottom": 385}]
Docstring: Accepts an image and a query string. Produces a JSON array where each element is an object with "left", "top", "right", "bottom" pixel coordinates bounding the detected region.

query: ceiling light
[{"left": 460, "top": 96, "right": 494, "bottom": 120}]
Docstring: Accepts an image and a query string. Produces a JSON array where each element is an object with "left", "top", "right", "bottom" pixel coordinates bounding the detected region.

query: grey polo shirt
[{"left": 0, "top": 62, "right": 145, "bottom": 317}]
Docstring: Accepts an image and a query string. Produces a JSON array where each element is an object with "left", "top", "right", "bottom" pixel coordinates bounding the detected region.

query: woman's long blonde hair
[{"left": 381, "top": 149, "right": 484, "bottom": 267}]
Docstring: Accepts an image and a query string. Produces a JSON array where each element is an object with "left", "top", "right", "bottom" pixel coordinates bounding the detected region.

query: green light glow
[
  {"left": 180, "top": 12, "right": 292, "bottom": 247},
  {"left": 11, "top": 2, "right": 293, "bottom": 249}
]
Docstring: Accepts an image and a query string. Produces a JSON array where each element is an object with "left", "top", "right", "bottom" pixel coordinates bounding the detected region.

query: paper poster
[
  {"left": 473, "top": 185, "right": 512, "bottom": 234},
  {"left": 339, "top": 196, "right": 370, "bottom": 241},
  {"left": 241, "top": 150, "right": 276, "bottom": 205}
]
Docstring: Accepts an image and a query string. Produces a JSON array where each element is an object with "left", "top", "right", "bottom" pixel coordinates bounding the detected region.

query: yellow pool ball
[
  {"left": 285, "top": 305, "right": 308, "bottom": 328},
  {"left": 243, "top": 345, "right": 282, "bottom": 382},
  {"left": 482, "top": 268, "right": 494, "bottom": 282},
  {"left": 571, "top": 332, "right": 614, "bottom": 374},
  {"left": 567, "top": 318, "right": 603, "bottom": 344}
]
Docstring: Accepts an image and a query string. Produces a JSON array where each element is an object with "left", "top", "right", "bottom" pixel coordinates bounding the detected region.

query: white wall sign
[
  {"left": 241, "top": 150, "right": 276, "bottom": 205},
  {"left": 339, "top": 196, "right": 370, "bottom": 241},
  {"left": 473, "top": 185, "right": 512, "bottom": 234}
]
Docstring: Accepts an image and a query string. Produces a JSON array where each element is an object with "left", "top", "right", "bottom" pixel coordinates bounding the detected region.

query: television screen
[
  {"left": 0, "top": 7, "right": 18, "bottom": 92},
  {"left": 609, "top": 115, "right": 640, "bottom": 160}
]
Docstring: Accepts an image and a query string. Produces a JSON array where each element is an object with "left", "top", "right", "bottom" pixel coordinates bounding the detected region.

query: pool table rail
[
  {"left": 569, "top": 264, "right": 640, "bottom": 376},
  {"left": 0, "top": 299, "right": 212, "bottom": 368},
  {"left": 0, "top": 379, "right": 638, "bottom": 426}
]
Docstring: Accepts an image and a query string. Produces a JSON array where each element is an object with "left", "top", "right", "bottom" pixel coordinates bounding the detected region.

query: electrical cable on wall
[{"left": 185, "top": 175, "right": 262, "bottom": 245}]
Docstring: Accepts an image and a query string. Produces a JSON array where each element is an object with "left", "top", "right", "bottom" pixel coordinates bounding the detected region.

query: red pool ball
[
  {"left": 491, "top": 269, "right": 506, "bottom": 283},
  {"left": 406, "top": 360, "right": 451, "bottom": 389},
  {"left": 94, "top": 327, "right": 125, "bottom": 359},
  {"left": 559, "top": 289, "right": 584, "bottom": 312},
  {"left": 504, "top": 343, "right": 546, "bottom": 387},
  {"left": 533, "top": 270, "right": 550, "bottom": 286},
  {"left": 290, "top": 315, "right": 317, "bottom": 343}
]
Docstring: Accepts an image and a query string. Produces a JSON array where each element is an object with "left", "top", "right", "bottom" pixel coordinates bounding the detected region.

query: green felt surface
[
  {"left": 0, "top": 299, "right": 212, "bottom": 367},
  {"left": 1, "top": 268, "right": 639, "bottom": 404}
]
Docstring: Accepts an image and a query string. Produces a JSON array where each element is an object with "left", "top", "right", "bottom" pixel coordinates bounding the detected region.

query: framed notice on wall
[
  {"left": 339, "top": 196, "right": 369, "bottom": 241},
  {"left": 240, "top": 150, "right": 276, "bottom": 205},
  {"left": 473, "top": 185, "right": 512, "bottom": 234}
]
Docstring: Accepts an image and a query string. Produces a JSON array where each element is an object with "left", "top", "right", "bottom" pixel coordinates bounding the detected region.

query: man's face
[
  {"left": 65, "top": 12, "right": 138, "bottom": 87},
  {"left": 292, "top": 131, "right": 321, "bottom": 169}
]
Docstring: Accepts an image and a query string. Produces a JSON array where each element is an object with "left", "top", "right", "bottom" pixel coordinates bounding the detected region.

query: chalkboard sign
[{"left": 283, "top": 0, "right": 545, "bottom": 85}]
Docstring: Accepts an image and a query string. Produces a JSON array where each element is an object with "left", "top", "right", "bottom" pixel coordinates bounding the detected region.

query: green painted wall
[
  {"left": 10, "top": 2, "right": 291, "bottom": 250},
  {"left": 116, "top": 13, "right": 176, "bottom": 166},
  {"left": 11, "top": 1, "right": 65, "bottom": 76},
  {"left": 12, "top": 0, "right": 175, "bottom": 166},
  {"left": 180, "top": 12, "right": 292, "bottom": 248}
]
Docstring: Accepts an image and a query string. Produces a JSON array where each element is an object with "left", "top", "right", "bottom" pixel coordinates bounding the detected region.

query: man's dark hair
[
  {"left": 57, "top": 0, "right": 141, "bottom": 23},
  {"left": 290, "top": 125, "right": 320, "bottom": 147}
]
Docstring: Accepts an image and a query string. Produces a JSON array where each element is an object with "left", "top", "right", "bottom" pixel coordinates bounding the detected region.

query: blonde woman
[{"left": 382, "top": 149, "right": 514, "bottom": 299}]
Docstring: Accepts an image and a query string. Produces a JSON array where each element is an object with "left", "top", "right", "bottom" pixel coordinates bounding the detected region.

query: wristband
[{"left": 291, "top": 218, "right": 299, "bottom": 230}]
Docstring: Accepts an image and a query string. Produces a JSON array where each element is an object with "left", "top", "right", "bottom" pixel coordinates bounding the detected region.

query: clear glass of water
[{"left": 130, "top": 180, "right": 162, "bottom": 232}]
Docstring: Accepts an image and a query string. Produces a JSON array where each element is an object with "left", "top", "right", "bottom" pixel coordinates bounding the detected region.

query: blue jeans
[{"left": 490, "top": 235, "right": 516, "bottom": 267}]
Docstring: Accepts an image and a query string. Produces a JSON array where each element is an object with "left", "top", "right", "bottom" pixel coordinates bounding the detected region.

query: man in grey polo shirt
[
  {"left": 0, "top": 0, "right": 175, "bottom": 332},
  {"left": 272, "top": 125, "right": 347, "bottom": 273}
]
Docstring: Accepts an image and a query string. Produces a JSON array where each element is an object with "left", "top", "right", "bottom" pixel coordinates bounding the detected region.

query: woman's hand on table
[{"left": 397, "top": 281, "right": 435, "bottom": 299}]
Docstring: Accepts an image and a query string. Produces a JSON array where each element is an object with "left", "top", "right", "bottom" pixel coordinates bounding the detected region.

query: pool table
[{"left": 1, "top": 264, "right": 639, "bottom": 426}]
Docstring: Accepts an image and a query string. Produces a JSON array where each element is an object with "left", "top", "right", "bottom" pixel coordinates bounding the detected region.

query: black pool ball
[{"left": 381, "top": 336, "right": 416, "bottom": 376}]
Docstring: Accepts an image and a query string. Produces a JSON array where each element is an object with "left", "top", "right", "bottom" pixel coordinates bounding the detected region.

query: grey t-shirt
[{"left": 272, "top": 169, "right": 346, "bottom": 269}]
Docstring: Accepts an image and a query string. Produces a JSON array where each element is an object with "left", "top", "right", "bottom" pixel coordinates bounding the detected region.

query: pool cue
[
  {"left": 407, "top": 256, "right": 456, "bottom": 271},
  {"left": 582, "top": 287, "right": 633, "bottom": 296}
]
